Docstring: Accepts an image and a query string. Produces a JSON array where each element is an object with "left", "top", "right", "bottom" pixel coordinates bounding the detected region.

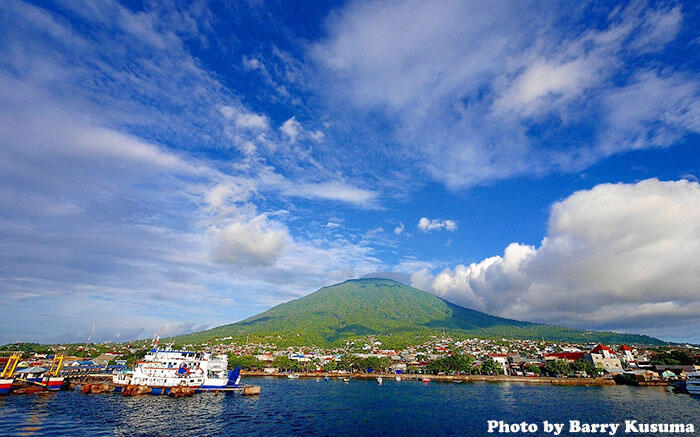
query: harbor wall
[{"left": 241, "top": 371, "right": 621, "bottom": 386}]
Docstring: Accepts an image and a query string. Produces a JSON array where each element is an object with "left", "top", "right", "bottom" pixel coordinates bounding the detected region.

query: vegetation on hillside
[
  {"left": 650, "top": 349, "right": 700, "bottom": 365},
  {"left": 176, "top": 279, "right": 665, "bottom": 347}
]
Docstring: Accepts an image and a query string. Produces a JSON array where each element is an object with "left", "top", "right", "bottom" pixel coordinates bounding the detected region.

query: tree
[
  {"left": 272, "top": 356, "right": 299, "bottom": 372},
  {"left": 478, "top": 358, "right": 504, "bottom": 375},
  {"left": 123, "top": 349, "right": 148, "bottom": 369},
  {"left": 337, "top": 355, "right": 359, "bottom": 372},
  {"left": 322, "top": 360, "right": 338, "bottom": 372},
  {"left": 227, "top": 354, "right": 265, "bottom": 370},
  {"left": 524, "top": 364, "right": 541, "bottom": 375},
  {"left": 544, "top": 359, "right": 571, "bottom": 376},
  {"left": 650, "top": 350, "right": 697, "bottom": 365},
  {"left": 426, "top": 354, "right": 475, "bottom": 374},
  {"left": 569, "top": 360, "right": 600, "bottom": 376}
]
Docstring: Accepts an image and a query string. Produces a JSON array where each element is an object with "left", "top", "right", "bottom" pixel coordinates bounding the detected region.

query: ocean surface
[{"left": 1, "top": 377, "right": 697, "bottom": 436}]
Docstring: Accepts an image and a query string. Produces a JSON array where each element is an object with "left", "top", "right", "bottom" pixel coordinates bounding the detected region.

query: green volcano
[{"left": 177, "top": 278, "right": 663, "bottom": 346}]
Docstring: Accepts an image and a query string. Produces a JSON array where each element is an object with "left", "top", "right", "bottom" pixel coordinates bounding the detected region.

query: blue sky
[{"left": 1, "top": 0, "right": 700, "bottom": 344}]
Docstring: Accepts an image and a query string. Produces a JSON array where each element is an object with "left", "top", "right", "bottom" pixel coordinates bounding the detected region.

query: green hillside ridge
[{"left": 177, "top": 278, "right": 664, "bottom": 346}]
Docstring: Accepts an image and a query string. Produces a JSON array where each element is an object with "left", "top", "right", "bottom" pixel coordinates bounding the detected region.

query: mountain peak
[{"left": 177, "top": 279, "right": 664, "bottom": 346}]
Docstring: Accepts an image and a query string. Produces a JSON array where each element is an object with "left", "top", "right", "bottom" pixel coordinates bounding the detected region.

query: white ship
[
  {"left": 686, "top": 372, "right": 700, "bottom": 395},
  {"left": 113, "top": 349, "right": 241, "bottom": 395}
]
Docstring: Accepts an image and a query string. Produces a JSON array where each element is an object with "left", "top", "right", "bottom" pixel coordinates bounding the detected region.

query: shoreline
[{"left": 241, "top": 371, "right": 622, "bottom": 386}]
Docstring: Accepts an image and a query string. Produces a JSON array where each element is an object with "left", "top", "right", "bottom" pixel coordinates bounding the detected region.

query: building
[
  {"left": 585, "top": 344, "right": 623, "bottom": 373},
  {"left": 543, "top": 352, "right": 585, "bottom": 363}
]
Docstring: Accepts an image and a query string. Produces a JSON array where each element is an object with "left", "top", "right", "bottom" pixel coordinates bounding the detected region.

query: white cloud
[
  {"left": 309, "top": 130, "right": 325, "bottom": 142},
  {"left": 0, "top": 1, "right": 384, "bottom": 343},
  {"left": 280, "top": 116, "right": 302, "bottom": 142},
  {"left": 393, "top": 222, "right": 405, "bottom": 235},
  {"left": 284, "top": 181, "right": 378, "bottom": 207},
  {"left": 628, "top": 5, "right": 682, "bottom": 53},
  {"left": 279, "top": 116, "right": 326, "bottom": 146},
  {"left": 313, "top": 1, "right": 697, "bottom": 189},
  {"left": 211, "top": 215, "right": 289, "bottom": 267},
  {"left": 494, "top": 58, "right": 602, "bottom": 116},
  {"left": 418, "top": 217, "right": 457, "bottom": 232},
  {"left": 242, "top": 56, "right": 264, "bottom": 71},
  {"left": 235, "top": 113, "right": 269, "bottom": 130},
  {"left": 412, "top": 179, "right": 700, "bottom": 335},
  {"left": 220, "top": 105, "right": 270, "bottom": 130},
  {"left": 599, "top": 70, "right": 700, "bottom": 154}
]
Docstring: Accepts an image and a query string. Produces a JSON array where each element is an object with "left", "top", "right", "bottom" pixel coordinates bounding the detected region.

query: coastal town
[{"left": 3, "top": 335, "right": 699, "bottom": 389}]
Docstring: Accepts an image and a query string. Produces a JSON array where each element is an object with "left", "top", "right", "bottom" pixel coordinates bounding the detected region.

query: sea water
[{"left": 0, "top": 377, "right": 697, "bottom": 436}]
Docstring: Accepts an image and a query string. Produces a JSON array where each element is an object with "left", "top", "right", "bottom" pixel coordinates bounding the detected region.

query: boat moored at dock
[
  {"left": 112, "top": 349, "right": 241, "bottom": 395},
  {"left": 0, "top": 353, "right": 20, "bottom": 394},
  {"left": 0, "top": 378, "right": 13, "bottom": 394},
  {"left": 685, "top": 372, "right": 700, "bottom": 395}
]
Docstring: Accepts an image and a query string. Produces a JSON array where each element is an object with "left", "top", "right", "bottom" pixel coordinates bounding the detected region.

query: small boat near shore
[
  {"left": 376, "top": 376, "right": 383, "bottom": 385},
  {"left": 287, "top": 374, "right": 299, "bottom": 379},
  {"left": 685, "top": 372, "right": 700, "bottom": 395}
]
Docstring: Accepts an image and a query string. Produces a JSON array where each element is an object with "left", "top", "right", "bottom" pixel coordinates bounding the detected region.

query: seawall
[{"left": 241, "top": 371, "right": 619, "bottom": 386}]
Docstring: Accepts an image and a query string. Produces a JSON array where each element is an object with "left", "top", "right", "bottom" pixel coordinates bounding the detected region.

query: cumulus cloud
[
  {"left": 0, "top": 1, "right": 382, "bottom": 343},
  {"left": 211, "top": 216, "right": 289, "bottom": 267},
  {"left": 393, "top": 222, "right": 405, "bottom": 235},
  {"left": 418, "top": 217, "right": 457, "bottom": 232},
  {"left": 411, "top": 179, "right": 700, "bottom": 337}
]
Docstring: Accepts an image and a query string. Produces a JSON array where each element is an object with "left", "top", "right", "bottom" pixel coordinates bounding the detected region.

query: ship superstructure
[{"left": 113, "top": 349, "right": 240, "bottom": 394}]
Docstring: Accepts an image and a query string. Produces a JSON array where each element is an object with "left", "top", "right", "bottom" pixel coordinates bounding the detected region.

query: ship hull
[
  {"left": 114, "top": 384, "right": 201, "bottom": 395},
  {"left": 44, "top": 377, "right": 64, "bottom": 391},
  {"left": 0, "top": 378, "right": 13, "bottom": 394},
  {"left": 687, "top": 383, "right": 700, "bottom": 395}
]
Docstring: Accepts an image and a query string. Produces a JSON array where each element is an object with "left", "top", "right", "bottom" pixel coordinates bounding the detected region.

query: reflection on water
[
  {"left": 15, "top": 392, "right": 54, "bottom": 436},
  {"left": 0, "top": 378, "right": 697, "bottom": 436}
]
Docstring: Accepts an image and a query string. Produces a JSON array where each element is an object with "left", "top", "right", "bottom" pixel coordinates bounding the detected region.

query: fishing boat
[
  {"left": 13, "top": 355, "right": 64, "bottom": 392},
  {"left": 421, "top": 377, "right": 431, "bottom": 383},
  {"left": 287, "top": 374, "right": 299, "bottom": 379},
  {"left": 112, "top": 349, "right": 240, "bottom": 395},
  {"left": 685, "top": 372, "right": 700, "bottom": 395},
  {"left": 342, "top": 377, "right": 350, "bottom": 382},
  {"left": 395, "top": 376, "right": 401, "bottom": 382},
  {"left": 0, "top": 378, "right": 12, "bottom": 395},
  {"left": 0, "top": 353, "right": 20, "bottom": 394},
  {"left": 376, "top": 376, "right": 383, "bottom": 385}
]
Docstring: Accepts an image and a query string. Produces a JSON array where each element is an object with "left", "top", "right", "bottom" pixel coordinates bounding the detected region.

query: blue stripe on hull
[
  {"left": 150, "top": 388, "right": 172, "bottom": 395},
  {"left": 0, "top": 388, "right": 10, "bottom": 394}
]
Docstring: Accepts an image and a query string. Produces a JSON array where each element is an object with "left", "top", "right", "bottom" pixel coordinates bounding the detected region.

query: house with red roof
[
  {"left": 586, "top": 344, "right": 623, "bottom": 373},
  {"left": 543, "top": 352, "right": 586, "bottom": 363},
  {"left": 618, "top": 345, "right": 635, "bottom": 362}
]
